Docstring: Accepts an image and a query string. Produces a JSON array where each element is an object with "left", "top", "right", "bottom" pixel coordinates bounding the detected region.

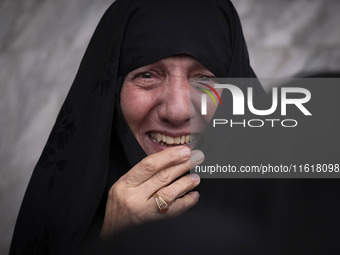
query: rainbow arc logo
[{"left": 196, "top": 82, "right": 222, "bottom": 115}]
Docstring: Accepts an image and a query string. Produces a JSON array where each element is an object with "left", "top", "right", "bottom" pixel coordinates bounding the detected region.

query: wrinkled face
[{"left": 120, "top": 55, "right": 217, "bottom": 155}]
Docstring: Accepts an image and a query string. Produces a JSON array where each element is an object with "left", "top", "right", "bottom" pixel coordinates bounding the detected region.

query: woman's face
[{"left": 120, "top": 55, "right": 216, "bottom": 155}]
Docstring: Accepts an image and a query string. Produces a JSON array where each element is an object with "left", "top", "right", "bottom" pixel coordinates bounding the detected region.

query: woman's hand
[{"left": 100, "top": 146, "right": 204, "bottom": 239}]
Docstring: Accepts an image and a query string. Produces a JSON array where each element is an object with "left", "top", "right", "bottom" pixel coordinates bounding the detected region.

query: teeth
[
  {"left": 167, "top": 137, "right": 174, "bottom": 144},
  {"left": 156, "top": 133, "right": 162, "bottom": 142},
  {"left": 174, "top": 137, "right": 180, "bottom": 144},
  {"left": 150, "top": 132, "right": 192, "bottom": 145}
]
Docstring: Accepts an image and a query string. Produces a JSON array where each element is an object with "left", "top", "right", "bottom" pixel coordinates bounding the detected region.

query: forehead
[{"left": 131, "top": 55, "right": 210, "bottom": 72}]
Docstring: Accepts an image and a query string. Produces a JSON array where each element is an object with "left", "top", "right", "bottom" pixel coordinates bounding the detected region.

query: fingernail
[
  {"left": 179, "top": 146, "right": 191, "bottom": 159},
  {"left": 190, "top": 173, "right": 201, "bottom": 182},
  {"left": 190, "top": 150, "right": 205, "bottom": 165},
  {"left": 190, "top": 191, "right": 200, "bottom": 199}
]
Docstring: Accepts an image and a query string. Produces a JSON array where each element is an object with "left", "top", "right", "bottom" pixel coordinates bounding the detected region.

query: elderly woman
[
  {"left": 11, "top": 0, "right": 250, "bottom": 253},
  {"left": 11, "top": 0, "right": 340, "bottom": 254}
]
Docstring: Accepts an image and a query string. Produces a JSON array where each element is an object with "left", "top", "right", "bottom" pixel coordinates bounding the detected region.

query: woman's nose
[{"left": 158, "top": 78, "right": 191, "bottom": 126}]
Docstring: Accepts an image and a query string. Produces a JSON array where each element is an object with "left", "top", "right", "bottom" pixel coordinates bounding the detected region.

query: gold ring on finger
[{"left": 153, "top": 193, "right": 168, "bottom": 213}]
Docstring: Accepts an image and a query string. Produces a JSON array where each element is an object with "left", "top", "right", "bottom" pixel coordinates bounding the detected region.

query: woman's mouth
[{"left": 149, "top": 132, "right": 195, "bottom": 146}]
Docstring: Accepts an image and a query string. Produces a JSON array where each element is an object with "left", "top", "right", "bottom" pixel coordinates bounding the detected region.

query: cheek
[{"left": 120, "top": 85, "right": 158, "bottom": 135}]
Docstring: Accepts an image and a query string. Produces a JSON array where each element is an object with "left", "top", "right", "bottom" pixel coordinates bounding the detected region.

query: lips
[{"left": 149, "top": 132, "right": 194, "bottom": 145}]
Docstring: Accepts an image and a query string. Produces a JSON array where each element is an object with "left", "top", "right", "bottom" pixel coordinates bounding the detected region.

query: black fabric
[
  {"left": 118, "top": 0, "right": 254, "bottom": 78},
  {"left": 10, "top": 0, "right": 340, "bottom": 254}
]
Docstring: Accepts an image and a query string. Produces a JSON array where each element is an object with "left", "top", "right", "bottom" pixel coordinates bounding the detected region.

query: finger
[
  {"left": 122, "top": 146, "right": 191, "bottom": 186},
  {"left": 166, "top": 191, "right": 200, "bottom": 217},
  {"left": 146, "top": 190, "right": 199, "bottom": 220},
  {"left": 190, "top": 150, "right": 205, "bottom": 169},
  {"left": 154, "top": 174, "right": 200, "bottom": 204},
  {"left": 142, "top": 150, "right": 204, "bottom": 196}
]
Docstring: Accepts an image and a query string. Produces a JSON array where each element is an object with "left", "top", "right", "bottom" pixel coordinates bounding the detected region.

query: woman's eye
[
  {"left": 132, "top": 71, "right": 160, "bottom": 89},
  {"left": 200, "top": 74, "right": 215, "bottom": 79},
  {"left": 200, "top": 75, "right": 210, "bottom": 79},
  {"left": 138, "top": 72, "right": 153, "bottom": 79}
]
